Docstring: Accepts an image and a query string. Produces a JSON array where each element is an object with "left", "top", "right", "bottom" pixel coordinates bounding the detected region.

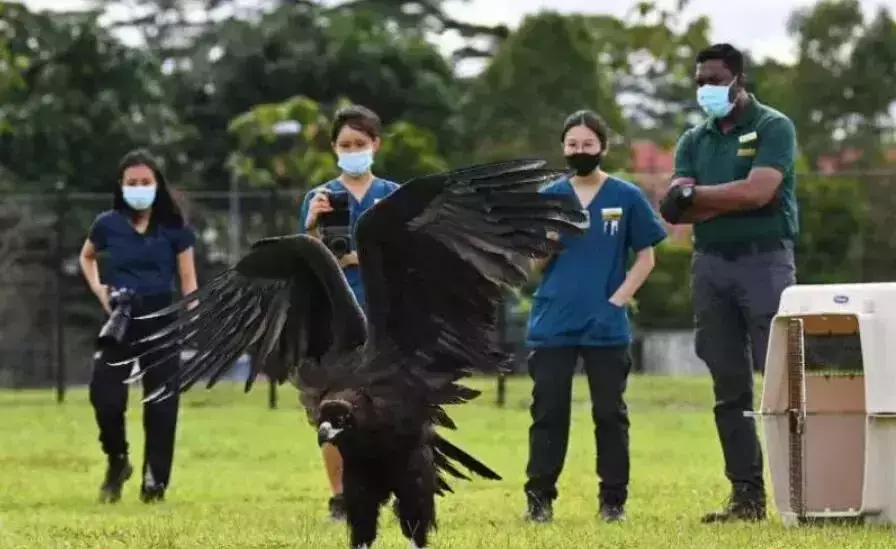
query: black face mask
[{"left": 565, "top": 153, "right": 602, "bottom": 176}]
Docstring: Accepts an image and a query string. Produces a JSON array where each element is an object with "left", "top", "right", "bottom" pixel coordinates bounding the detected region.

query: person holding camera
[
  {"left": 523, "top": 110, "right": 667, "bottom": 524},
  {"left": 78, "top": 149, "right": 198, "bottom": 504},
  {"left": 298, "top": 105, "right": 399, "bottom": 520}
]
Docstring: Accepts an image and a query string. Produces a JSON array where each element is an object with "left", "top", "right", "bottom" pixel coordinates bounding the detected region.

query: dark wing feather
[
  {"left": 430, "top": 431, "right": 501, "bottom": 496},
  {"left": 121, "top": 234, "right": 366, "bottom": 403},
  {"left": 355, "top": 159, "right": 586, "bottom": 401},
  {"left": 352, "top": 157, "right": 587, "bottom": 496}
]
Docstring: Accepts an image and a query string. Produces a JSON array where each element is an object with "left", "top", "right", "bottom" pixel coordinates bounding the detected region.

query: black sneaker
[
  {"left": 139, "top": 483, "right": 166, "bottom": 503},
  {"left": 98, "top": 455, "right": 133, "bottom": 503},
  {"left": 139, "top": 465, "right": 166, "bottom": 503},
  {"left": 599, "top": 503, "right": 626, "bottom": 522},
  {"left": 524, "top": 493, "right": 553, "bottom": 523},
  {"left": 328, "top": 494, "right": 347, "bottom": 521},
  {"left": 701, "top": 487, "right": 767, "bottom": 523}
]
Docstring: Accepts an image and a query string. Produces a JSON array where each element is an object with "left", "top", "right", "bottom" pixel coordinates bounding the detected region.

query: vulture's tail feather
[{"left": 432, "top": 432, "right": 501, "bottom": 481}]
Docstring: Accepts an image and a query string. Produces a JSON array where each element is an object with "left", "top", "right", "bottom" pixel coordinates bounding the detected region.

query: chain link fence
[{"left": 0, "top": 188, "right": 304, "bottom": 396}]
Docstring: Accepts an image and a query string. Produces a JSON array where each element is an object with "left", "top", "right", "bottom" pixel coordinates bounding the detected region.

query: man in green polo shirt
[{"left": 660, "top": 43, "right": 798, "bottom": 523}]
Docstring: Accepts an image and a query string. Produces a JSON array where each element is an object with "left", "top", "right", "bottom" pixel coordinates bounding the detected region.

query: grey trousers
[{"left": 691, "top": 241, "right": 796, "bottom": 493}]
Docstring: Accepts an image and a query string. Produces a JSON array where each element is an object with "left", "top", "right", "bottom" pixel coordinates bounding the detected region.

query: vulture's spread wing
[
  {"left": 119, "top": 234, "right": 367, "bottom": 403},
  {"left": 355, "top": 159, "right": 587, "bottom": 411}
]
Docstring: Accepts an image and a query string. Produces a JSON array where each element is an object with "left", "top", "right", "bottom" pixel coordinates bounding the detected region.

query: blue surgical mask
[
  {"left": 337, "top": 149, "right": 374, "bottom": 176},
  {"left": 697, "top": 83, "right": 735, "bottom": 119},
  {"left": 122, "top": 185, "right": 157, "bottom": 211}
]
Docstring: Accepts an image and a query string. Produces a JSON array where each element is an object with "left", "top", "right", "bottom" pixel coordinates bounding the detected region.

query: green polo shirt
[{"left": 672, "top": 94, "right": 799, "bottom": 246}]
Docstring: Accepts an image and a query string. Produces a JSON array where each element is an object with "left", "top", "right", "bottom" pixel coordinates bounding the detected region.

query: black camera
[
  {"left": 96, "top": 288, "right": 137, "bottom": 352},
  {"left": 318, "top": 190, "right": 352, "bottom": 259}
]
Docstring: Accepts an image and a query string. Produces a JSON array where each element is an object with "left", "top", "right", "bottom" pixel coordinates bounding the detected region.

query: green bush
[
  {"left": 630, "top": 239, "right": 694, "bottom": 330},
  {"left": 793, "top": 174, "right": 868, "bottom": 284}
]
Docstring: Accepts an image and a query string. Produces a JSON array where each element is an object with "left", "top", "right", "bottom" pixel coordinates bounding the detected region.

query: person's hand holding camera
[
  {"left": 305, "top": 192, "right": 334, "bottom": 231},
  {"left": 339, "top": 251, "right": 359, "bottom": 268}
]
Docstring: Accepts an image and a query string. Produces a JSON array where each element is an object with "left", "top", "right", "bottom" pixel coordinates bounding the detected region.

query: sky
[{"left": 17, "top": 0, "right": 896, "bottom": 74}]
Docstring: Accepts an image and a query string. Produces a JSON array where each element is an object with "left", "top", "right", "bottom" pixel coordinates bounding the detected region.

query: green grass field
[{"left": 0, "top": 375, "right": 892, "bottom": 548}]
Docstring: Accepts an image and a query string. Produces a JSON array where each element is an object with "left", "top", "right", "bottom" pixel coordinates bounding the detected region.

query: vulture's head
[{"left": 317, "top": 399, "right": 356, "bottom": 446}]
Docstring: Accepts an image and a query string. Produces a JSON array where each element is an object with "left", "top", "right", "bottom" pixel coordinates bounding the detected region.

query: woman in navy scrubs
[
  {"left": 78, "top": 149, "right": 198, "bottom": 504},
  {"left": 298, "top": 104, "right": 399, "bottom": 520},
  {"left": 522, "top": 110, "right": 667, "bottom": 523}
]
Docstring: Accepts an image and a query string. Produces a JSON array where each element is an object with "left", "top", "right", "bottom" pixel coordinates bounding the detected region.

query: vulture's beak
[{"left": 317, "top": 421, "right": 343, "bottom": 445}]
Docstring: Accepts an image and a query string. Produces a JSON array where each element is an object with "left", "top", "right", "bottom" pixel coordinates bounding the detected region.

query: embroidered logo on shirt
[
  {"left": 738, "top": 131, "right": 757, "bottom": 143},
  {"left": 600, "top": 207, "right": 622, "bottom": 235},
  {"left": 737, "top": 148, "right": 756, "bottom": 157}
]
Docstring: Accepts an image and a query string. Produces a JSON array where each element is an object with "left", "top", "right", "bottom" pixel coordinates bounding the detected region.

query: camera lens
[{"left": 332, "top": 238, "right": 348, "bottom": 255}]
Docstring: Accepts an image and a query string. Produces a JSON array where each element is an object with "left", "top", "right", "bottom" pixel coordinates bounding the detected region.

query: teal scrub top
[
  {"left": 298, "top": 177, "right": 399, "bottom": 309},
  {"left": 526, "top": 176, "right": 667, "bottom": 348}
]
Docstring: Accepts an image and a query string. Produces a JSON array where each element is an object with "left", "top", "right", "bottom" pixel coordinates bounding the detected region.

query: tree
[
  {"left": 747, "top": 58, "right": 798, "bottom": 116},
  {"left": 0, "top": 4, "right": 192, "bottom": 192},
  {"left": 794, "top": 173, "right": 868, "bottom": 284},
  {"left": 0, "top": 2, "right": 26, "bottom": 104},
  {"left": 783, "top": 0, "right": 896, "bottom": 167},
  {"left": 461, "top": 11, "right": 626, "bottom": 169},
  {"left": 226, "top": 96, "right": 338, "bottom": 190},
  {"left": 0, "top": 4, "right": 28, "bottom": 187},
  {"left": 590, "top": 1, "right": 712, "bottom": 148},
  {"left": 160, "top": 2, "right": 462, "bottom": 191},
  {"left": 325, "top": 0, "right": 510, "bottom": 65},
  {"left": 226, "top": 95, "right": 448, "bottom": 190},
  {"left": 0, "top": 193, "right": 59, "bottom": 387},
  {"left": 375, "top": 119, "right": 448, "bottom": 182}
]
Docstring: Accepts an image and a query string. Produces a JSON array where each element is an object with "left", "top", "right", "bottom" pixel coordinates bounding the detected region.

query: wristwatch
[{"left": 678, "top": 184, "right": 695, "bottom": 207}]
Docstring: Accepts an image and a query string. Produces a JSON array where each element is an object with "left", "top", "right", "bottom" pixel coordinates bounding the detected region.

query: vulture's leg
[
  {"left": 394, "top": 450, "right": 437, "bottom": 548},
  {"left": 343, "top": 472, "right": 387, "bottom": 549},
  {"left": 395, "top": 485, "right": 435, "bottom": 548}
]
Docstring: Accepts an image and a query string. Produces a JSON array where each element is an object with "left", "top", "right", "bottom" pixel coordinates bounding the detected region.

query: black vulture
[{"left": 117, "top": 159, "right": 588, "bottom": 548}]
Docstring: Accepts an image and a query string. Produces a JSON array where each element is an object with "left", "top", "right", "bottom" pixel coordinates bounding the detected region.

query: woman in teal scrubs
[{"left": 523, "top": 110, "right": 667, "bottom": 524}]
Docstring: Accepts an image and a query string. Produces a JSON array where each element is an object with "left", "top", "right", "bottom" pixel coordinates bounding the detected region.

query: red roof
[{"left": 630, "top": 140, "right": 675, "bottom": 173}]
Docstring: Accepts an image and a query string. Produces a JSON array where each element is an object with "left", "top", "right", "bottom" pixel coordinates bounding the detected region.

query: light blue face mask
[
  {"left": 697, "top": 83, "right": 735, "bottom": 119},
  {"left": 337, "top": 149, "right": 374, "bottom": 176},
  {"left": 122, "top": 185, "right": 157, "bottom": 211}
]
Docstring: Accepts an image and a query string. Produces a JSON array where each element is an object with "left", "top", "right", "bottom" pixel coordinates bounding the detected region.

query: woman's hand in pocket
[{"left": 608, "top": 296, "right": 628, "bottom": 309}]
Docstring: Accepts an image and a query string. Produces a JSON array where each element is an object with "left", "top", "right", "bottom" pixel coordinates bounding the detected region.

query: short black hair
[
  {"left": 696, "top": 43, "right": 745, "bottom": 76},
  {"left": 561, "top": 109, "right": 609, "bottom": 149},
  {"left": 330, "top": 104, "right": 382, "bottom": 143}
]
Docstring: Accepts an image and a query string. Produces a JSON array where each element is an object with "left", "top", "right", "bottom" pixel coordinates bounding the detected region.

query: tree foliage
[
  {"left": 226, "top": 95, "right": 447, "bottom": 190},
  {"left": 0, "top": 0, "right": 895, "bottom": 340},
  {"left": 164, "top": 2, "right": 463, "bottom": 190},
  {"left": 461, "top": 11, "right": 627, "bottom": 169},
  {"left": 590, "top": 1, "right": 712, "bottom": 147},
  {"left": 0, "top": 3, "right": 192, "bottom": 191}
]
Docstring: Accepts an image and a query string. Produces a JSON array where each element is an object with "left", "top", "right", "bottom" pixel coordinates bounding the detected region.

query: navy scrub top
[
  {"left": 526, "top": 176, "right": 667, "bottom": 348},
  {"left": 298, "top": 177, "right": 400, "bottom": 310},
  {"left": 88, "top": 210, "right": 196, "bottom": 296}
]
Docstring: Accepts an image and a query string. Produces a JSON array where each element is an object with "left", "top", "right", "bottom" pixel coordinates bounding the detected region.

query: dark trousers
[
  {"left": 691, "top": 244, "right": 796, "bottom": 494},
  {"left": 524, "top": 345, "right": 631, "bottom": 506},
  {"left": 88, "top": 292, "right": 180, "bottom": 489}
]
